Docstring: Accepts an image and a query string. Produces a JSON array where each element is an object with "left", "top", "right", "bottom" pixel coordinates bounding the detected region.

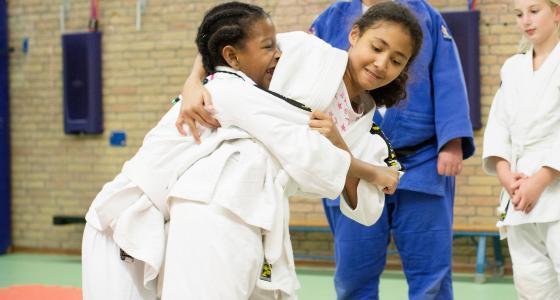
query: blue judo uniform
[{"left": 310, "top": 0, "right": 475, "bottom": 299}]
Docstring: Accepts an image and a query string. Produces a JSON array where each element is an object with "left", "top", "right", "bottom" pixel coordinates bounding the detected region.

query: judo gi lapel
[
  {"left": 512, "top": 44, "right": 560, "bottom": 137},
  {"left": 344, "top": 109, "right": 375, "bottom": 148},
  {"left": 526, "top": 43, "right": 560, "bottom": 141},
  {"left": 532, "top": 42, "right": 560, "bottom": 89}
]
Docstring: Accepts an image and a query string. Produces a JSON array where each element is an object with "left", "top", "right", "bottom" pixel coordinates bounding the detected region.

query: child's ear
[
  {"left": 348, "top": 25, "right": 361, "bottom": 48},
  {"left": 554, "top": 5, "right": 560, "bottom": 23},
  {"left": 222, "top": 45, "right": 240, "bottom": 70}
]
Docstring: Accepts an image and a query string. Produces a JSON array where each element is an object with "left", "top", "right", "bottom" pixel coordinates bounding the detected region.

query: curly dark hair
[
  {"left": 195, "top": 2, "right": 269, "bottom": 74},
  {"left": 353, "top": 2, "right": 423, "bottom": 108}
]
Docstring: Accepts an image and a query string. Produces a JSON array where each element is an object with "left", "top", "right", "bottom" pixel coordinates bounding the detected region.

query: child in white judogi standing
[{"left": 483, "top": 0, "right": 560, "bottom": 298}]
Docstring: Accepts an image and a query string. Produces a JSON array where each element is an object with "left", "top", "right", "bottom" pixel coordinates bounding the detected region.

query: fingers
[
  {"left": 308, "top": 119, "right": 331, "bottom": 129},
  {"left": 175, "top": 114, "right": 189, "bottom": 136},
  {"left": 185, "top": 118, "right": 201, "bottom": 144},
  {"left": 198, "top": 94, "right": 220, "bottom": 128},
  {"left": 456, "top": 162, "right": 463, "bottom": 176},
  {"left": 309, "top": 114, "right": 335, "bottom": 136},
  {"left": 309, "top": 127, "right": 328, "bottom": 136},
  {"left": 176, "top": 82, "right": 219, "bottom": 139},
  {"left": 437, "top": 159, "right": 462, "bottom": 176},
  {"left": 510, "top": 179, "right": 523, "bottom": 193},
  {"left": 437, "top": 159, "right": 445, "bottom": 176},
  {"left": 514, "top": 197, "right": 529, "bottom": 212},
  {"left": 523, "top": 201, "right": 534, "bottom": 214},
  {"left": 383, "top": 185, "right": 397, "bottom": 195},
  {"left": 382, "top": 170, "right": 399, "bottom": 195},
  {"left": 512, "top": 172, "right": 528, "bottom": 180},
  {"left": 382, "top": 181, "right": 398, "bottom": 195},
  {"left": 310, "top": 110, "right": 329, "bottom": 120},
  {"left": 511, "top": 192, "right": 521, "bottom": 209},
  {"left": 193, "top": 108, "right": 218, "bottom": 129}
]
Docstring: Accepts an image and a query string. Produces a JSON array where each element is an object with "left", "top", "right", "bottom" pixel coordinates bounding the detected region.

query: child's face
[
  {"left": 514, "top": 0, "right": 560, "bottom": 46},
  {"left": 235, "top": 18, "right": 281, "bottom": 89},
  {"left": 347, "top": 21, "right": 413, "bottom": 92}
]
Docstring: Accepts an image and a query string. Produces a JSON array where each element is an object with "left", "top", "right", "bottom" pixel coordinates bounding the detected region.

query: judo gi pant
[
  {"left": 324, "top": 188, "right": 454, "bottom": 300},
  {"left": 82, "top": 224, "right": 157, "bottom": 300},
  {"left": 161, "top": 200, "right": 264, "bottom": 300},
  {"left": 507, "top": 221, "right": 560, "bottom": 300}
]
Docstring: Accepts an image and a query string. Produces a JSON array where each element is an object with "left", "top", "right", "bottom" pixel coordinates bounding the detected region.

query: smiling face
[
  {"left": 514, "top": 0, "right": 560, "bottom": 47},
  {"left": 232, "top": 17, "right": 281, "bottom": 89},
  {"left": 345, "top": 21, "right": 413, "bottom": 98}
]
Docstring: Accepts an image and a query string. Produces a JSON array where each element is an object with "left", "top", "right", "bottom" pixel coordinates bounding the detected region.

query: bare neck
[{"left": 343, "top": 68, "right": 360, "bottom": 100}]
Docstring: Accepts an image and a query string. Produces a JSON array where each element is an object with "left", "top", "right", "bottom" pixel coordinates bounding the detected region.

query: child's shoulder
[
  {"left": 277, "top": 31, "right": 324, "bottom": 46},
  {"left": 398, "top": 0, "right": 437, "bottom": 16},
  {"left": 324, "top": 0, "right": 354, "bottom": 14},
  {"left": 501, "top": 53, "right": 527, "bottom": 74}
]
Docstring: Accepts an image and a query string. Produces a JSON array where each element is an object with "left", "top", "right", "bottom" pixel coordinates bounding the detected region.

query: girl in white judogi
[
  {"left": 82, "top": 2, "right": 408, "bottom": 299},
  {"left": 161, "top": 2, "right": 423, "bottom": 298},
  {"left": 482, "top": 0, "right": 560, "bottom": 298},
  {"left": 173, "top": 3, "right": 424, "bottom": 298}
]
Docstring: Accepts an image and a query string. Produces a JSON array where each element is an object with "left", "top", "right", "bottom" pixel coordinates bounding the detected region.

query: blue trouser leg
[
  {"left": 323, "top": 199, "right": 392, "bottom": 300},
  {"left": 392, "top": 181, "right": 454, "bottom": 300},
  {"left": 323, "top": 177, "right": 455, "bottom": 300}
]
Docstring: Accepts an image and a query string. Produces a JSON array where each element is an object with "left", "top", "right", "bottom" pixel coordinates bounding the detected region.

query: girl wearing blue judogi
[{"left": 483, "top": 0, "right": 560, "bottom": 297}]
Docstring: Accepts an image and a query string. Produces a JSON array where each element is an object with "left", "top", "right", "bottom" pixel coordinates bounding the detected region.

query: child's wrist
[{"left": 536, "top": 167, "right": 557, "bottom": 186}]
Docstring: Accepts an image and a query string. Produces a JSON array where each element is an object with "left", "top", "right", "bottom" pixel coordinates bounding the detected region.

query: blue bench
[
  {"left": 453, "top": 224, "right": 504, "bottom": 283},
  {"left": 289, "top": 220, "right": 504, "bottom": 283}
]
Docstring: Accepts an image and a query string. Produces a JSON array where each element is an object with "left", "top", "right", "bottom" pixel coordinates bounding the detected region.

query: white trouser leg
[
  {"left": 544, "top": 221, "right": 560, "bottom": 294},
  {"left": 161, "top": 201, "right": 263, "bottom": 300},
  {"left": 507, "top": 222, "right": 560, "bottom": 300},
  {"left": 82, "top": 224, "right": 157, "bottom": 300}
]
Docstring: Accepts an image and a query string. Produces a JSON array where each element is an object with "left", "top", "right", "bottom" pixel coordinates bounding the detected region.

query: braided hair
[
  {"left": 353, "top": 2, "right": 423, "bottom": 108},
  {"left": 196, "top": 2, "right": 269, "bottom": 74}
]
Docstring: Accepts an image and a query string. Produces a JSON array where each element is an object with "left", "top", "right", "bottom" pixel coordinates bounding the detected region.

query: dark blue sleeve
[{"left": 428, "top": 7, "right": 475, "bottom": 159}]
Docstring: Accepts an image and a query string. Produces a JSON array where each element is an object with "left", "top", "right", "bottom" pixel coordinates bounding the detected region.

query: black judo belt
[{"left": 394, "top": 136, "right": 437, "bottom": 158}]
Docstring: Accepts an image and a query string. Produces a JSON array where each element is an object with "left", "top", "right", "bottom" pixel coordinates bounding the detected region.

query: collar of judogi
[{"left": 210, "top": 68, "right": 312, "bottom": 112}]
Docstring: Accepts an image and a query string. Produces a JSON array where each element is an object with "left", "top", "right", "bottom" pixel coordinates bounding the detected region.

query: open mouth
[
  {"left": 526, "top": 28, "right": 536, "bottom": 36},
  {"left": 266, "top": 67, "right": 275, "bottom": 75}
]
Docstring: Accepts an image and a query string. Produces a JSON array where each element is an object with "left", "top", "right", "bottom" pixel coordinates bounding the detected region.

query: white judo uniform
[
  {"left": 82, "top": 31, "right": 394, "bottom": 300},
  {"left": 271, "top": 31, "right": 398, "bottom": 226},
  {"left": 483, "top": 42, "right": 560, "bottom": 299},
  {"left": 164, "top": 32, "right": 396, "bottom": 299}
]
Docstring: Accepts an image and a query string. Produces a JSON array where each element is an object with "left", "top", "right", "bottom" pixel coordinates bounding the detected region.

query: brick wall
[{"left": 8, "top": 0, "right": 519, "bottom": 268}]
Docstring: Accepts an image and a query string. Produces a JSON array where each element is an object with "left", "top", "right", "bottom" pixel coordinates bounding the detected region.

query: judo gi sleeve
[
  {"left": 339, "top": 181, "right": 385, "bottom": 226},
  {"left": 212, "top": 81, "right": 352, "bottom": 199},
  {"left": 338, "top": 133, "right": 396, "bottom": 226},
  {"left": 430, "top": 14, "right": 475, "bottom": 159},
  {"left": 542, "top": 139, "right": 560, "bottom": 174},
  {"left": 309, "top": 7, "right": 332, "bottom": 37},
  {"left": 482, "top": 87, "right": 512, "bottom": 175}
]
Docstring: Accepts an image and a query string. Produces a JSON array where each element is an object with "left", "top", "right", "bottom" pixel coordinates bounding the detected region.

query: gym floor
[{"left": 0, "top": 253, "right": 517, "bottom": 299}]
